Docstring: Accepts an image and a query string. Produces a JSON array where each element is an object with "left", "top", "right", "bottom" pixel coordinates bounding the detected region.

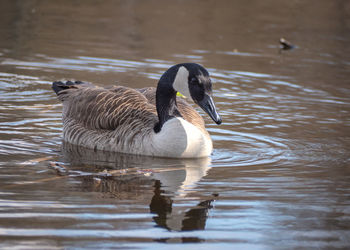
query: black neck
[{"left": 154, "top": 78, "right": 181, "bottom": 133}]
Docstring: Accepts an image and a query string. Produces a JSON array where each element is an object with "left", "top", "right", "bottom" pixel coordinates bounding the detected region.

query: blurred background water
[{"left": 0, "top": 0, "right": 349, "bottom": 248}]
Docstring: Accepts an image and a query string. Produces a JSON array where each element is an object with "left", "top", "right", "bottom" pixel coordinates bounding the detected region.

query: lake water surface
[{"left": 0, "top": 0, "right": 350, "bottom": 249}]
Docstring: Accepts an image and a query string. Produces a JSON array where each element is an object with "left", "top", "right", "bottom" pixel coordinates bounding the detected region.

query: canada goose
[{"left": 52, "top": 63, "right": 221, "bottom": 158}]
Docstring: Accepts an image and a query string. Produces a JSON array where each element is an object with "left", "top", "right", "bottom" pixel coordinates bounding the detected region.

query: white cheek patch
[
  {"left": 198, "top": 73, "right": 208, "bottom": 85},
  {"left": 173, "top": 66, "right": 193, "bottom": 102}
]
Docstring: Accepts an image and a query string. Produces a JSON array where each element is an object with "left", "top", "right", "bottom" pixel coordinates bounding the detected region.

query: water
[{"left": 1, "top": 0, "right": 350, "bottom": 248}]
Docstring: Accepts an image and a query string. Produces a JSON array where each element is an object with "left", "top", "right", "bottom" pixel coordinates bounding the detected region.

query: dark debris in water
[
  {"left": 46, "top": 162, "right": 189, "bottom": 195},
  {"left": 47, "top": 162, "right": 156, "bottom": 198},
  {"left": 49, "top": 162, "right": 69, "bottom": 176},
  {"left": 48, "top": 161, "right": 156, "bottom": 178},
  {"left": 279, "top": 37, "right": 295, "bottom": 53}
]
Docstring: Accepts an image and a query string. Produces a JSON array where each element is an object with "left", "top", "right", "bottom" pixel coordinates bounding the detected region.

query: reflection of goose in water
[
  {"left": 60, "top": 142, "right": 216, "bottom": 239},
  {"left": 150, "top": 180, "right": 216, "bottom": 243}
]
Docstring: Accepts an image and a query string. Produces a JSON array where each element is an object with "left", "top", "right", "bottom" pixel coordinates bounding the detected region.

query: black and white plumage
[{"left": 52, "top": 63, "right": 221, "bottom": 158}]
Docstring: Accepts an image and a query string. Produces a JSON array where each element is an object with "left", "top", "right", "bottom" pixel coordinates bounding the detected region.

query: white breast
[
  {"left": 63, "top": 117, "right": 212, "bottom": 158},
  {"left": 149, "top": 117, "right": 213, "bottom": 158}
]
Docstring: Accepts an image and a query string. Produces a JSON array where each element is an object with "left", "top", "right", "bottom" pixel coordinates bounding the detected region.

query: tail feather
[{"left": 52, "top": 80, "right": 85, "bottom": 95}]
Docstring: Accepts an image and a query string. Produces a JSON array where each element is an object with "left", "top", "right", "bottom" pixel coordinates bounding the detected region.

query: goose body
[{"left": 53, "top": 63, "right": 221, "bottom": 158}]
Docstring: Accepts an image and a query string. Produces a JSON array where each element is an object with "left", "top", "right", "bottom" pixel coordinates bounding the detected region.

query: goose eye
[{"left": 190, "top": 77, "right": 198, "bottom": 84}]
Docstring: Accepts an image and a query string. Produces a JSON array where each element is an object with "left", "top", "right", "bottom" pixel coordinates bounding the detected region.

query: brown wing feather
[{"left": 58, "top": 85, "right": 158, "bottom": 132}]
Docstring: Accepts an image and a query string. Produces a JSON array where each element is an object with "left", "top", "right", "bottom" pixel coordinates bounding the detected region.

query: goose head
[{"left": 155, "top": 63, "right": 221, "bottom": 132}]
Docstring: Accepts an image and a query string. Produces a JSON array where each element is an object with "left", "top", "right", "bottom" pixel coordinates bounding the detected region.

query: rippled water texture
[{"left": 1, "top": 0, "right": 350, "bottom": 248}]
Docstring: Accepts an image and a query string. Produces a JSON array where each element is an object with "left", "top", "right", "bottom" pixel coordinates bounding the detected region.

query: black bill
[{"left": 197, "top": 94, "right": 222, "bottom": 125}]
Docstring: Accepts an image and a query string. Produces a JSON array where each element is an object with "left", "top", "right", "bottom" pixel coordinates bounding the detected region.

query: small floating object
[
  {"left": 279, "top": 38, "right": 295, "bottom": 51},
  {"left": 49, "top": 162, "right": 69, "bottom": 175},
  {"left": 93, "top": 177, "right": 102, "bottom": 188}
]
